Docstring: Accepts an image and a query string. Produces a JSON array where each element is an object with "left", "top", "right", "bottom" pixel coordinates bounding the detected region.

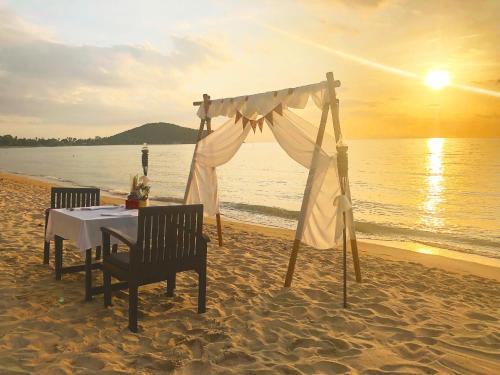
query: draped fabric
[
  {"left": 266, "top": 109, "right": 350, "bottom": 248},
  {"left": 197, "top": 81, "right": 328, "bottom": 119},
  {"left": 187, "top": 81, "right": 353, "bottom": 249},
  {"left": 185, "top": 118, "right": 251, "bottom": 216}
]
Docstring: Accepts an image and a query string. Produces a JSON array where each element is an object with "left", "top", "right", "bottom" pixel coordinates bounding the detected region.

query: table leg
[
  {"left": 55, "top": 236, "right": 63, "bottom": 280},
  {"left": 85, "top": 249, "right": 92, "bottom": 301}
]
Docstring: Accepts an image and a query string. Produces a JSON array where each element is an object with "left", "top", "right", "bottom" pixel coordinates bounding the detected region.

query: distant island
[{"left": 0, "top": 122, "right": 203, "bottom": 147}]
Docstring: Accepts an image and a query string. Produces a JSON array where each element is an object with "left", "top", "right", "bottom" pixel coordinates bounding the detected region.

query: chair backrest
[
  {"left": 132, "top": 205, "right": 204, "bottom": 270},
  {"left": 50, "top": 187, "right": 100, "bottom": 209}
]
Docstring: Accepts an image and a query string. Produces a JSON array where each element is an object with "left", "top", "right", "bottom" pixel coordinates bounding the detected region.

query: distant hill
[
  {"left": 0, "top": 122, "right": 203, "bottom": 147},
  {"left": 105, "top": 122, "right": 200, "bottom": 145}
]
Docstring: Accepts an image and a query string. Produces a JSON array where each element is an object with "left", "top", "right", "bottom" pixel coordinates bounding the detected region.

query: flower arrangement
[
  {"left": 126, "top": 174, "right": 151, "bottom": 208},
  {"left": 131, "top": 175, "right": 151, "bottom": 200}
]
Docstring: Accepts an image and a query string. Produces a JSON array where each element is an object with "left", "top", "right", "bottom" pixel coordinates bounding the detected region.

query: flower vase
[{"left": 138, "top": 199, "right": 149, "bottom": 208}]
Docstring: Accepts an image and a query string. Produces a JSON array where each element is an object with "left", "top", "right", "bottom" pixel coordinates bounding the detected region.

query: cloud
[
  {"left": 0, "top": 6, "right": 227, "bottom": 136},
  {"left": 0, "top": 7, "right": 53, "bottom": 45}
]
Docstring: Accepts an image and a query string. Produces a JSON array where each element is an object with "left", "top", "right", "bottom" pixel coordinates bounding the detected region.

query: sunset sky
[{"left": 0, "top": 0, "right": 498, "bottom": 139}]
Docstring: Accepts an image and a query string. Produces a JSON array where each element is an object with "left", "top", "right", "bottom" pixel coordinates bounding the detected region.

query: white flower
[{"left": 138, "top": 175, "right": 151, "bottom": 186}]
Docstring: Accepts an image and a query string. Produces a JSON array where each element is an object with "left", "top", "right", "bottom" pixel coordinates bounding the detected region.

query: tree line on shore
[{"left": 0, "top": 134, "right": 109, "bottom": 147}]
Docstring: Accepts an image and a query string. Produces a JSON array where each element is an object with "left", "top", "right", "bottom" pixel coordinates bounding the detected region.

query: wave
[
  {"left": 222, "top": 202, "right": 300, "bottom": 220},
  {"left": 153, "top": 198, "right": 500, "bottom": 257}
]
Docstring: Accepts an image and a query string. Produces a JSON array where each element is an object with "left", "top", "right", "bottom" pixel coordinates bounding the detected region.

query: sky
[{"left": 0, "top": 0, "right": 498, "bottom": 139}]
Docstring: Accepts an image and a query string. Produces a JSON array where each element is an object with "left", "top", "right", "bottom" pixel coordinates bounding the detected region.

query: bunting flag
[
  {"left": 250, "top": 120, "right": 257, "bottom": 133},
  {"left": 234, "top": 104, "right": 284, "bottom": 130},
  {"left": 258, "top": 118, "right": 264, "bottom": 132},
  {"left": 235, "top": 111, "right": 242, "bottom": 124}
]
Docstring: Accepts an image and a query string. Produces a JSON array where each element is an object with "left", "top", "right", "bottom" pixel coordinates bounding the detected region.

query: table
[{"left": 46, "top": 206, "right": 138, "bottom": 301}]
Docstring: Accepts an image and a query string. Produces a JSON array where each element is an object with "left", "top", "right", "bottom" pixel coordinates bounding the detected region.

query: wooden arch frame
[{"left": 185, "top": 72, "right": 362, "bottom": 294}]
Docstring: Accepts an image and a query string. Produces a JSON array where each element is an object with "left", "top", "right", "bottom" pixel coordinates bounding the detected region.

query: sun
[{"left": 425, "top": 70, "right": 451, "bottom": 90}]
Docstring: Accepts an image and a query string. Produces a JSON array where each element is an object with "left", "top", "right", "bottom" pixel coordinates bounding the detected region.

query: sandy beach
[{"left": 0, "top": 171, "right": 499, "bottom": 374}]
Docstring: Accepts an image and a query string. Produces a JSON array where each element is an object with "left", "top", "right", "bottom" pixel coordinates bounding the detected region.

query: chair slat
[
  {"left": 189, "top": 209, "right": 196, "bottom": 257},
  {"left": 150, "top": 213, "right": 159, "bottom": 264},
  {"left": 157, "top": 213, "right": 166, "bottom": 262},
  {"left": 177, "top": 210, "right": 185, "bottom": 259},
  {"left": 183, "top": 211, "right": 190, "bottom": 258},
  {"left": 144, "top": 213, "right": 152, "bottom": 263}
]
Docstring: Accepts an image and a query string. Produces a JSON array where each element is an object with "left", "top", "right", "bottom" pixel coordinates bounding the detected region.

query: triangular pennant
[
  {"left": 235, "top": 111, "right": 242, "bottom": 124},
  {"left": 274, "top": 103, "right": 283, "bottom": 116},
  {"left": 265, "top": 111, "right": 273, "bottom": 126},
  {"left": 258, "top": 118, "right": 264, "bottom": 132},
  {"left": 250, "top": 120, "right": 257, "bottom": 133},
  {"left": 242, "top": 117, "right": 249, "bottom": 129}
]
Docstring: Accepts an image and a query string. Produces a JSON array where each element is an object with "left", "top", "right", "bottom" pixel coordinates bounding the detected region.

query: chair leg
[
  {"left": 128, "top": 282, "right": 139, "bottom": 333},
  {"left": 43, "top": 241, "right": 50, "bottom": 265},
  {"left": 166, "top": 273, "right": 176, "bottom": 297},
  {"left": 43, "top": 211, "right": 50, "bottom": 264},
  {"left": 103, "top": 268, "right": 112, "bottom": 307},
  {"left": 95, "top": 246, "right": 101, "bottom": 260},
  {"left": 198, "top": 266, "right": 206, "bottom": 314},
  {"left": 54, "top": 236, "right": 63, "bottom": 280}
]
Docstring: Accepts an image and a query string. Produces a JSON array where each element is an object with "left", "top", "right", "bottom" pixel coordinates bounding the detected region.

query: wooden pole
[
  {"left": 342, "top": 211, "right": 347, "bottom": 308},
  {"left": 204, "top": 109, "right": 224, "bottom": 247},
  {"left": 215, "top": 214, "right": 223, "bottom": 246},
  {"left": 326, "top": 72, "right": 362, "bottom": 283},
  {"left": 184, "top": 94, "right": 209, "bottom": 202},
  {"left": 284, "top": 103, "right": 330, "bottom": 287},
  {"left": 184, "top": 94, "right": 224, "bottom": 247}
]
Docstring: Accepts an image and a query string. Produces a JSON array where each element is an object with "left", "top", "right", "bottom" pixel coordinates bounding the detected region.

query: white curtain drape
[
  {"left": 185, "top": 118, "right": 251, "bottom": 215},
  {"left": 185, "top": 105, "right": 353, "bottom": 250},
  {"left": 267, "top": 109, "right": 350, "bottom": 248}
]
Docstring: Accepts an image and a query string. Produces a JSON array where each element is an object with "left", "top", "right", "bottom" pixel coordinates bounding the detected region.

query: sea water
[{"left": 1, "top": 138, "right": 499, "bottom": 259}]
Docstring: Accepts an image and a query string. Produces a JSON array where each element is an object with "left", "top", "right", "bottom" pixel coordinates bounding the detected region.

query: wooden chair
[
  {"left": 101, "top": 204, "right": 209, "bottom": 332},
  {"left": 43, "top": 187, "right": 100, "bottom": 264}
]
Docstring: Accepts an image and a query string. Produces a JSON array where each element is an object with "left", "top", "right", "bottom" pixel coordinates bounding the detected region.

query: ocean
[{"left": 1, "top": 138, "right": 499, "bottom": 260}]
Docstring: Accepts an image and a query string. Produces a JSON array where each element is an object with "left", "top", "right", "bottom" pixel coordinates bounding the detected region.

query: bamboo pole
[
  {"left": 284, "top": 103, "right": 330, "bottom": 288},
  {"left": 342, "top": 211, "right": 347, "bottom": 307},
  {"left": 185, "top": 94, "right": 224, "bottom": 247},
  {"left": 184, "top": 94, "right": 209, "bottom": 202},
  {"left": 204, "top": 110, "right": 224, "bottom": 247},
  {"left": 326, "top": 72, "right": 362, "bottom": 283}
]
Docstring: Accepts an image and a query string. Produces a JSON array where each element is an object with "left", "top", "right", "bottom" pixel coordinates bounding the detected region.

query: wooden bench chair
[
  {"left": 43, "top": 187, "right": 101, "bottom": 264},
  {"left": 101, "top": 204, "right": 209, "bottom": 332}
]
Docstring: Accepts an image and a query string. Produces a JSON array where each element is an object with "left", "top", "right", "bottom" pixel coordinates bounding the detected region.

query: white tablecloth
[{"left": 46, "top": 206, "right": 138, "bottom": 254}]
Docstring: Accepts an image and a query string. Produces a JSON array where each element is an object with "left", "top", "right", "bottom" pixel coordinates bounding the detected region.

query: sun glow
[
  {"left": 422, "top": 138, "right": 445, "bottom": 227},
  {"left": 425, "top": 70, "right": 451, "bottom": 90}
]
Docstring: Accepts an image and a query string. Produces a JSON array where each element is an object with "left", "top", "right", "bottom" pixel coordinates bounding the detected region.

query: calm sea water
[{"left": 1, "top": 139, "right": 499, "bottom": 259}]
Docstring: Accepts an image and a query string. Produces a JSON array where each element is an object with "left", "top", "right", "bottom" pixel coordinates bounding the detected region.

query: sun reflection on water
[{"left": 422, "top": 138, "right": 444, "bottom": 227}]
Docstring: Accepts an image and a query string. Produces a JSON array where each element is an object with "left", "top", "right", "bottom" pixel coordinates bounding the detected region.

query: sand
[{"left": 0, "top": 172, "right": 499, "bottom": 374}]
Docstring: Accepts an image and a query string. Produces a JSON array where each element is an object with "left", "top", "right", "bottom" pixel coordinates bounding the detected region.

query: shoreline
[
  {"left": 1, "top": 170, "right": 498, "bottom": 281},
  {"left": 1, "top": 160, "right": 498, "bottom": 261}
]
